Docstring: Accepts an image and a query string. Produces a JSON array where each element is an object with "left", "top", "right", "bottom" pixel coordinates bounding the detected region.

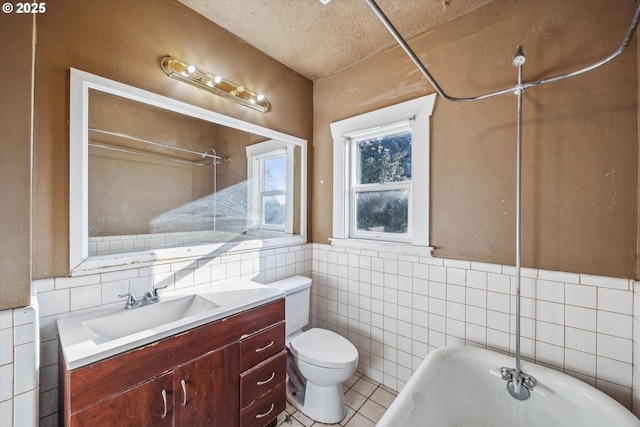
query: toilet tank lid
[
  {"left": 267, "top": 276, "right": 312, "bottom": 295},
  {"left": 290, "top": 328, "right": 358, "bottom": 369}
]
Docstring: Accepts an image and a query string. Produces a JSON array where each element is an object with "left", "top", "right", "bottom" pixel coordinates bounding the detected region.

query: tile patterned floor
[{"left": 276, "top": 372, "right": 397, "bottom": 427}]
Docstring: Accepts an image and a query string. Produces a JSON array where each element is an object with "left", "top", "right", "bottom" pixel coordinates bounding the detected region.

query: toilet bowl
[
  {"left": 287, "top": 328, "right": 358, "bottom": 423},
  {"left": 268, "top": 276, "right": 359, "bottom": 424}
]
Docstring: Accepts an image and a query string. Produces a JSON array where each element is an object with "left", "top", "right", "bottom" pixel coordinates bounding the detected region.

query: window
[
  {"left": 261, "top": 154, "right": 286, "bottom": 228},
  {"left": 330, "top": 94, "right": 436, "bottom": 252},
  {"left": 246, "top": 140, "right": 294, "bottom": 234},
  {"left": 349, "top": 122, "right": 413, "bottom": 241}
]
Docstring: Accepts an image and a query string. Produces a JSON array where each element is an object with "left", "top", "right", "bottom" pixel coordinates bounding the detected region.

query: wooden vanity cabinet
[{"left": 60, "top": 299, "right": 284, "bottom": 427}]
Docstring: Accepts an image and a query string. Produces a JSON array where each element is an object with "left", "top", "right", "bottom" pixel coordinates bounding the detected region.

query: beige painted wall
[
  {"left": 33, "top": 0, "right": 313, "bottom": 278},
  {"left": 313, "top": 0, "right": 639, "bottom": 279},
  {"left": 0, "top": 14, "right": 33, "bottom": 310}
]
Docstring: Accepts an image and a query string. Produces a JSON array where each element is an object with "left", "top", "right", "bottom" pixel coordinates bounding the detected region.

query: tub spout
[{"left": 501, "top": 367, "right": 536, "bottom": 401}]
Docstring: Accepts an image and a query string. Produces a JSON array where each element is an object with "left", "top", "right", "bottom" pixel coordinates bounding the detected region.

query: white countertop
[{"left": 58, "top": 279, "right": 284, "bottom": 370}]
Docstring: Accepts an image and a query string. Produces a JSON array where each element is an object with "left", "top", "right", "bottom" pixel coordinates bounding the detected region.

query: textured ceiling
[{"left": 177, "top": 0, "right": 494, "bottom": 80}]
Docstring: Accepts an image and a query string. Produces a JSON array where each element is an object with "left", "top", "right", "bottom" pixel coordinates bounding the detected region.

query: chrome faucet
[
  {"left": 118, "top": 285, "right": 167, "bottom": 309},
  {"left": 144, "top": 288, "right": 161, "bottom": 303},
  {"left": 118, "top": 292, "right": 140, "bottom": 309},
  {"left": 500, "top": 367, "right": 537, "bottom": 400}
]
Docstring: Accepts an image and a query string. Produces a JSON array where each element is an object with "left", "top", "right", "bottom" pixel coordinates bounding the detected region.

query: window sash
[
  {"left": 258, "top": 154, "right": 286, "bottom": 231},
  {"left": 348, "top": 126, "right": 413, "bottom": 242},
  {"left": 246, "top": 140, "right": 294, "bottom": 234},
  {"left": 350, "top": 182, "right": 412, "bottom": 241}
]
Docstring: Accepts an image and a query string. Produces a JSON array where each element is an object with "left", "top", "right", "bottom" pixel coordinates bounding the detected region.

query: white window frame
[
  {"left": 246, "top": 139, "right": 294, "bottom": 234},
  {"left": 330, "top": 94, "right": 436, "bottom": 254}
]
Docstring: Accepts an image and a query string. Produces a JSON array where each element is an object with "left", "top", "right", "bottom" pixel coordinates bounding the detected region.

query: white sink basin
[
  {"left": 57, "top": 279, "right": 285, "bottom": 370},
  {"left": 83, "top": 295, "right": 219, "bottom": 345}
]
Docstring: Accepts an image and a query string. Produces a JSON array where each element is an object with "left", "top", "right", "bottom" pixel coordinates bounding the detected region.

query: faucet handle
[
  {"left": 144, "top": 289, "right": 160, "bottom": 301},
  {"left": 117, "top": 293, "right": 138, "bottom": 308},
  {"left": 150, "top": 283, "right": 170, "bottom": 299}
]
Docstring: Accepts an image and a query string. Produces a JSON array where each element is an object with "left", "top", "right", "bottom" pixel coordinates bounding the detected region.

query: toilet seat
[{"left": 289, "top": 328, "right": 358, "bottom": 369}]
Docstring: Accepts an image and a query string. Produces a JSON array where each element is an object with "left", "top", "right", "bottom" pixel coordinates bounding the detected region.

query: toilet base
[{"left": 286, "top": 379, "right": 346, "bottom": 424}]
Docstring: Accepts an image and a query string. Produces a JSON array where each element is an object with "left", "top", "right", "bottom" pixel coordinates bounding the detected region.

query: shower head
[{"left": 512, "top": 46, "right": 526, "bottom": 67}]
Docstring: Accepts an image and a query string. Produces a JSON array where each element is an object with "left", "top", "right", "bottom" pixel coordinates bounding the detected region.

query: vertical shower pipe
[
  {"left": 513, "top": 47, "right": 525, "bottom": 388},
  {"left": 203, "top": 148, "right": 219, "bottom": 237},
  {"left": 363, "top": 0, "right": 640, "bottom": 401}
]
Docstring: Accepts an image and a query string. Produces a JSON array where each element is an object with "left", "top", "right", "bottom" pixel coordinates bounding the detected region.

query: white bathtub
[{"left": 377, "top": 346, "right": 640, "bottom": 426}]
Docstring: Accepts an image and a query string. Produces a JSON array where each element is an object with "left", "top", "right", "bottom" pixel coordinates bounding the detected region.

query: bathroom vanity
[{"left": 59, "top": 296, "right": 286, "bottom": 427}]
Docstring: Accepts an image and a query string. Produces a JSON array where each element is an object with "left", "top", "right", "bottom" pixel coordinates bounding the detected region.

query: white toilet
[{"left": 268, "top": 276, "right": 358, "bottom": 424}]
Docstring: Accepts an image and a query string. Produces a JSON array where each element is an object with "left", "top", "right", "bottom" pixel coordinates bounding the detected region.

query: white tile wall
[
  {"left": 310, "top": 243, "right": 637, "bottom": 411},
  {"left": 5, "top": 241, "right": 637, "bottom": 425},
  {"left": 0, "top": 299, "right": 39, "bottom": 427},
  {"left": 34, "top": 244, "right": 312, "bottom": 426},
  {"left": 633, "top": 281, "right": 640, "bottom": 418}
]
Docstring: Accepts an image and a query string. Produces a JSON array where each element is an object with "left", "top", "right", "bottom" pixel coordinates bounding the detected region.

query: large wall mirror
[{"left": 70, "top": 69, "right": 307, "bottom": 274}]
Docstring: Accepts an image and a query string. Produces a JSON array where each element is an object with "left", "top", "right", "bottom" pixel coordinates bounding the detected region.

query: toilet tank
[{"left": 267, "top": 276, "right": 312, "bottom": 337}]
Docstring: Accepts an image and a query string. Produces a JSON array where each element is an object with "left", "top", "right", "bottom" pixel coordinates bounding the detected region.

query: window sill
[{"left": 329, "top": 238, "right": 433, "bottom": 257}]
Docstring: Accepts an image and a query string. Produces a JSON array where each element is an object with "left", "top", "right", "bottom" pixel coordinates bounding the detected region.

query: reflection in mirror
[{"left": 70, "top": 69, "right": 306, "bottom": 273}]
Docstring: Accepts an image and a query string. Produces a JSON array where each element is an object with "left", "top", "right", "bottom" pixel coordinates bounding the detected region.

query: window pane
[
  {"left": 263, "top": 156, "right": 286, "bottom": 191},
  {"left": 356, "top": 130, "right": 411, "bottom": 185},
  {"left": 355, "top": 190, "right": 408, "bottom": 234},
  {"left": 262, "top": 194, "right": 285, "bottom": 226}
]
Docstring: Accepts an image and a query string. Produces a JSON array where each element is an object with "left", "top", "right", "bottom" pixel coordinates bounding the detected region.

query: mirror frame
[{"left": 70, "top": 68, "right": 307, "bottom": 275}]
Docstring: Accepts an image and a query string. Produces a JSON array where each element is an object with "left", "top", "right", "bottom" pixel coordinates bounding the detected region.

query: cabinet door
[
  {"left": 175, "top": 343, "right": 240, "bottom": 427},
  {"left": 70, "top": 372, "right": 174, "bottom": 427}
]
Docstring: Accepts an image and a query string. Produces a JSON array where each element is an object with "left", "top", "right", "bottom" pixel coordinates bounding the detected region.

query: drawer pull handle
[
  {"left": 257, "top": 372, "right": 275, "bottom": 386},
  {"left": 255, "top": 403, "right": 275, "bottom": 419},
  {"left": 180, "top": 379, "right": 187, "bottom": 406},
  {"left": 161, "top": 389, "right": 168, "bottom": 420},
  {"left": 255, "top": 340, "right": 274, "bottom": 353}
]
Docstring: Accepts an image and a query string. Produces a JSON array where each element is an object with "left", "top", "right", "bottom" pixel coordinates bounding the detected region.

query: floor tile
[
  {"left": 358, "top": 399, "right": 386, "bottom": 423},
  {"left": 351, "top": 378, "right": 378, "bottom": 397},
  {"left": 369, "top": 387, "right": 396, "bottom": 408},
  {"left": 344, "top": 388, "right": 367, "bottom": 411},
  {"left": 292, "top": 410, "right": 314, "bottom": 427},
  {"left": 344, "top": 412, "right": 376, "bottom": 427}
]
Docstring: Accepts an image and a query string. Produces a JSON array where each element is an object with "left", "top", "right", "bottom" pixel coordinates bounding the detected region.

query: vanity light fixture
[{"left": 161, "top": 56, "right": 270, "bottom": 113}]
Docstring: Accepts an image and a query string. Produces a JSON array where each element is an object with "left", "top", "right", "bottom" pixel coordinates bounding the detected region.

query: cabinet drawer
[
  {"left": 240, "top": 382, "right": 285, "bottom": 427},
  {"left": 241, "top": 350, "right": 286, "bottom": 409},
  {"left": 240, "top": 322, "right": 285, "bottom": 372}
]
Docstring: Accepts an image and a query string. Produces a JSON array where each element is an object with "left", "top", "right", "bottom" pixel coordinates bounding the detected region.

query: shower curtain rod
[
  {"left": 88, "top": 127, "right": 230, "bottom": 165},
  {"left": 364, "top": 0, "right": 640, "bottom": 103},
  {"left": 364, "top": 0, "right": 639, "bottom": 400}
]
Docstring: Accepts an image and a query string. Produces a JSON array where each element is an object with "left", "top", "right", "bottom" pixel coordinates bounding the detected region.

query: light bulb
[
  {"left": 186, "top": 64, "right": 196, "bottom": 74},
  {"left": 256, "top": 94, "right": 265, "bottom": 102},
  {"left": 213, "top": 76, "right": 222, "bottom": 84}
]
